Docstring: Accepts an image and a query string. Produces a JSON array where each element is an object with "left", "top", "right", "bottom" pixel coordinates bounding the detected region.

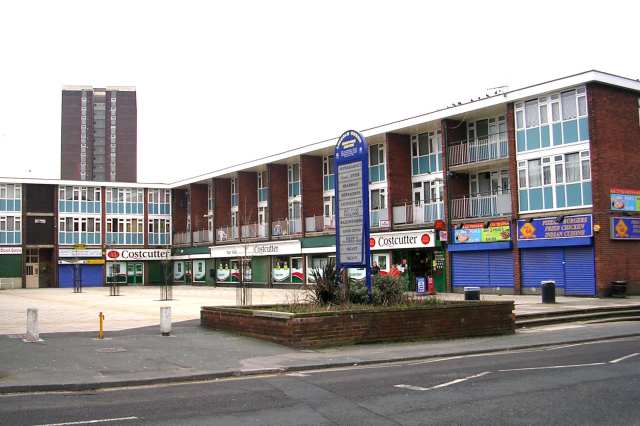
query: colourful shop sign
[
  {"left": 453, "top": 221, "right": 511, "bottom": 244},
  {"left": 517, "top": 214, "right": 592, "bottom": 240},
  {"left": 610, "top": 188, "right": 640, "bottom": 212},
  {"left": 611, "top": 217, "right": 640, "bottom": 240}
]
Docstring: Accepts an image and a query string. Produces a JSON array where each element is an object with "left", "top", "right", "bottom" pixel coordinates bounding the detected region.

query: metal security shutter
[
  {"left": 80, "top": 265, "right": 104, "bottom": 287},
  {"left": 58, "top": 265, "right": 74, "bottom": 288},
  {"left": 564, "top": 246, "right": 595, "bottom": 296},
  {"left": 521, "top": 248, "right": 565, "bottom": 289},
  {"left": 452, "top": 251, "right": 489, "bottom": 287},
  {"left": 488, "top": 250, "right": 514, "bottom": 288}
]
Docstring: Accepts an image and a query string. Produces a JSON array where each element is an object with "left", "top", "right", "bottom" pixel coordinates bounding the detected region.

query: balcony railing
[
  {"left": 305, "top": 215, "right": 336, "bottom": 233},
  {"left": 370, "top": 209, "right": 389, "bottom": 228},
  {"left": 240, "top": 223, "right": 268, "bottom": 239},
  {"left": 447, "top": 132, "right": 508, "bottom": 167},
  {"left": 172, "top": 231, "right": 191, "bottom": 246},
  {"left": 216, "top": 225, "right": 238, "bottom": 242},
  {"left": 271, "top": 218, "right": 302, "bottom": 237},
  {"left": 192, "top": 229, "right": 213, "bottom": 244},
  {"left": 450, "top": 191, "right": 511, "bottom": 220},
  {"left": 393, "top": 201, "right": 444, "bottom": 225}
]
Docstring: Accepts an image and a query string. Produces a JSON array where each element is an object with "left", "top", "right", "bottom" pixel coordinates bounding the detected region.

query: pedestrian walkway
[
  {"left": 0, "top": 286, "right": 306, "bottom": 334},
  {"left": 1, "top": 286, "right": 638, "bottom": 334}
]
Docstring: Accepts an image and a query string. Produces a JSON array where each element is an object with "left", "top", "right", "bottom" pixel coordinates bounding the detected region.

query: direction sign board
[{"left": 335, "top": 130, "right": 371, "bottom": 299}]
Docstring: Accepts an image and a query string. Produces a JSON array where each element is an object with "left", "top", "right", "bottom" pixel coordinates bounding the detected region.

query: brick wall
[
  {"left": 201, "top": 302, "right": 514, "bottom": 348},
  {"left": 506, "top": 103, "right": 522, "bottom": 293},
  {"left": 386, "top": 133, "right": 412, "bottom": 214},
  {"left": 268, "top": 164, "right": 288, "bottom": 221},
  {"left": 588, "top": 83, "right": 640, "bottom": 295},
  {"left": 238, "top": 171, "right": 258, "bottom": 227},
  {"left": 300, "top": 155, "right": 323, "bottom": 226},
  {"left": 113, "top": 90, "right": 137, "bottom": 182},
  {"left": 171, "top": 188, "right": 188, "bottom": 233},
  {"left": 190, "top": 183, "right": 208, "bottom": 231},
  {"left": 214, "top": 179, "right": 231, "bottom": 229}
]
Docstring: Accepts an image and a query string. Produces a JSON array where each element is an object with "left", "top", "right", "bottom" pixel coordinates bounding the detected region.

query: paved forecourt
[{"left": 0, "top": 286, "right": 307, "bottom": 335}]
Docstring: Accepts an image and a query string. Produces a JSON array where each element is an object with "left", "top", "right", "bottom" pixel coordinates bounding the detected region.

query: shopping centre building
[{"left": 1, "top": 70, "right": 639, "bottom": 296}]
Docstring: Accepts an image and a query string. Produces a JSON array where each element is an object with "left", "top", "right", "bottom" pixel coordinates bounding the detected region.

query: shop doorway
[
  {"left": 127, "top": 262, "right": 144, "bottom": 285},
  {"left": 25, "top": 248, "right": 53, "bottom": 288}
]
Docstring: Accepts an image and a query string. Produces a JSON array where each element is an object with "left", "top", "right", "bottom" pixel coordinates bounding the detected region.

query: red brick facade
[
  {"left": 213, "top": 179, "right": 231, "bottom": 230},
  {"left": 386, "top": 133, "right": 412, "bottom": 215},
  {"left": 171, "top": 188, "right": 188, "bottom": 233},
  {"left": 190, "top": 184, "right": 208, "bottom": 231},
  {"left": 506, "top": 102, "right": 522, "bottom": 293},
  {"left": 300, "top": 155, "right": 323, "bottom": 227},
  {"left": 268, "top": 164, "right": 288, "bottom": 221},
  {"left": 238, "top": 171, "right": 258, "bottom": 227},
  {"left": 588, "top": 83, "right": 640, "bottom": 295}
]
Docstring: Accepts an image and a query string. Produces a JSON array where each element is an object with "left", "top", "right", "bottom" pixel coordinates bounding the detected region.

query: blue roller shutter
[
  {"left": 58, "top": 265, "right": 74, "bottom": 288},
  {"left": 521, "top": 247, "right": 565, "bottom": 289},
  {"left": 80, "top": 265, "right": 104, "bottom": 287},
  {"left": 452, "top": 251, "right": 489, "bottom": 287},
  {"left": 564, "top": 246, "right": 595, "bottom": 296},
  {"left": 488, "top": 250, "right": 514, "bottom": 287}
]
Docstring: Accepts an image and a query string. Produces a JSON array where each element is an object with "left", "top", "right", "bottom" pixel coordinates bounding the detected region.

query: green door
[{"left": 127, "top": 262, "right": 144, "bottom": 285}]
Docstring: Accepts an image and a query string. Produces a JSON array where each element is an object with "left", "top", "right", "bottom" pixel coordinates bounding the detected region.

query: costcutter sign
[
  {"left": 0, "top": 247, "right": 22, "bottom": 255},
  {"left": 246, "top": 240, "right": 301, "bottom": 257},
  {"left": 369, "top": 230, "right": 435, "bottom": 250},
  {"left": 105, "top": 249, "right": 170, "bottom": 261}
]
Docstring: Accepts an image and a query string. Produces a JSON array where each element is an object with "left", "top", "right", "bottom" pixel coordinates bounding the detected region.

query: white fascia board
[{"left": 0, "top": 176, "right": 170, "bottom": 189}]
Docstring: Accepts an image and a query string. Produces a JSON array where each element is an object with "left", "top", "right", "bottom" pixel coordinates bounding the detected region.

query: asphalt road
[{"left": 1, "top": 336, "right": 638, "bottom": 426}]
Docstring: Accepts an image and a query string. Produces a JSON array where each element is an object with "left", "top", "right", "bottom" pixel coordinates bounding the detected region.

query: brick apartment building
[{"left": 1, "top": 70, "right": 639, "bottom": 296}]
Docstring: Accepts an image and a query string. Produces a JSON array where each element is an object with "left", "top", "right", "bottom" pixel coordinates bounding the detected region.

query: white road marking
[
  {"left": 609, "top": 353, "right": 639, "bottom": 364},
  {"left": 520, "top": 324, "right": 586, "bottom": 333},
  {"left": 286, "top": 372, "right": 310, "bottom": 377},
  {"left": 31, "top": 416, "right": 138, "bottom": 426},
  {"left": 395, "top": 371, "right": 491, "bottom": 392},
  {"left": 498, "top": 362, "right": 605, "bottom": 372}
]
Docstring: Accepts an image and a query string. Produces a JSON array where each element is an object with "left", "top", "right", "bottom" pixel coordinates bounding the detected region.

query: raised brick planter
[{"left": 201, "top": 301, "right": 515, "bottom": 348}]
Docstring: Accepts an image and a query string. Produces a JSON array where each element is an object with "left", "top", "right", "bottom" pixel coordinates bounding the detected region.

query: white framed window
[
  {"left": 257, "top": 171, "right": 268, "bottom": 203},
  {"left": 148, "top": 218, "right": 171, "bottom": 245},
  {"left": 231, "top": 178, "right": 238, "bottom": 207},
  {"left": 411, "top": 130, "right": 442, "bottom": 175},
  {"left": 288, "top": 164, "right": 300, "bottom": 198},
  {"left": 369, "top": 144, "right": 386, "bottom": 182},
  {"left": 323, "top": 155, "right": 335, "bottom": 191}
]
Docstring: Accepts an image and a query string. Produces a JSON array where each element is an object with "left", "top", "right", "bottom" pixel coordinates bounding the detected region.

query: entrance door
[
  {"left": 127, "top": 262, "right": 144, "bottom": 285},
  {"left": 323, "top": 196, "right": 335, "bottom": 228},
  {"left": 25, "top": 248, "right": 39, "bottom": 289},
  {"left": 258, "top": 207, "right": 267, "bottom": 237}
]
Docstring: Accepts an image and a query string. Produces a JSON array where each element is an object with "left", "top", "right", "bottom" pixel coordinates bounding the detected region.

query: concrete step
[{"left": 516, "top": 307, "right": 640, "bottom": 328}]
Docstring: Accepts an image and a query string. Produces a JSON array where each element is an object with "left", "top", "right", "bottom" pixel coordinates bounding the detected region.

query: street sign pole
[{"left": 335, "top": 130, "right": 372, "bottom": 302}]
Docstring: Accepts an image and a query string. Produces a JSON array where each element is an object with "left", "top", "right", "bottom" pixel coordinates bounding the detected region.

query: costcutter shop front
[
  {"left": 303, "top": 229, "right": 445, "bottom": 292},
  {"left": 58, "top": 248, "right": 105, "bottom": 288},
  {"left": 517, "top": 214, "right": 595, "bottom": 296},
  {"left": 209, "top": 240, "right": 303, "bottom": 286},
  {"left": 105, "top": 248, "right": 171, "bottom": 286},
  {"left": 449, "top": 220, "right": 514, "bottom": 293}
]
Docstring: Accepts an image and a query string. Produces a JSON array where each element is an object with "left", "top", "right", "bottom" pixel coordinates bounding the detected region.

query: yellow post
[{"left": 98, "top": 312, "right": 104, "bottom": 339}]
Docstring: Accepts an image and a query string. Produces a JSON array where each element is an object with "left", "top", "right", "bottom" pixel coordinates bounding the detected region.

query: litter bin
[
  {"left": 541, "top": 280, "right": 556, "bottom": 304},
  {"left": 610, "top": 280, "right": 627, "bottom": 298},
  {"left": 464, "top": 286, "right": 480, "bottom": 301}
]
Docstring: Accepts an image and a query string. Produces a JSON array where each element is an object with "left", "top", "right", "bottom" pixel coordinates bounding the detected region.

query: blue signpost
[{"left": 334, "top": 130, "right": 372, "bottom": 302}]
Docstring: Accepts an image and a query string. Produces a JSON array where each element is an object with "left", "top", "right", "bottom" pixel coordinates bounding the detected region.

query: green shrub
[
  {"left": 306, "top": 259, "right": 343, "bottom": 305},
  {"left": 349, "top": 274, "right": 406, "bottom": 306}
]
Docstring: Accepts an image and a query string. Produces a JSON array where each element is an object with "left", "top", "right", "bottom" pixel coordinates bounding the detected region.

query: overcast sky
[{"left": 1, "top": 0, "right": 638, "bottom": 183}]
